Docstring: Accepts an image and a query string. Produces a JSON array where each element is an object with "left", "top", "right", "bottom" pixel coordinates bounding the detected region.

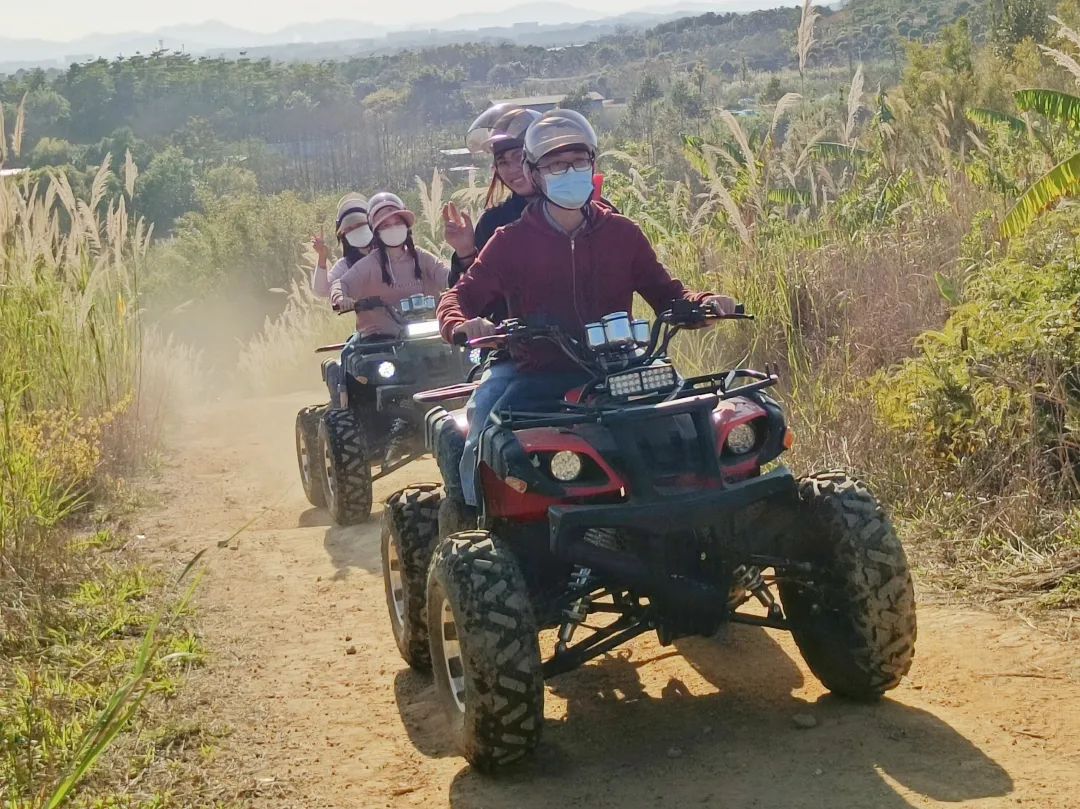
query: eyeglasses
[{"left": 537, "top": 156, "right": 593, "bottom": 176}]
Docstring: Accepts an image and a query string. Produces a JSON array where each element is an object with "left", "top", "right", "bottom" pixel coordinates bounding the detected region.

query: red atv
[{"left": 381, "top": 301, "right": 916, "bottom": 772}]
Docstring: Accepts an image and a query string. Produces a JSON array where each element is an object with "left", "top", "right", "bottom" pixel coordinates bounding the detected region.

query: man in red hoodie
[{"left": 436, "top": 109, "right": 734, "bottom": 514}]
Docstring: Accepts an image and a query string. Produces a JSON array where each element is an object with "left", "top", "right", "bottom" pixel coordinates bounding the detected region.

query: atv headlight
[
  {"left": 549, "top": 451, "right": 583, "bottom": 482},
  {"left": 725, "top": 423, "right": 757, "bottom": 455},
  {"left": 377, "top": 361, "right": 396, "bottom": 380}
]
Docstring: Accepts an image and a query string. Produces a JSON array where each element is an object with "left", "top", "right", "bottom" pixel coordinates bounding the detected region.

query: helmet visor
[
  {"left": 465, "top": 102, "right": 521, "bottom": 154},
  {"left": 337, "top": 210, "right": 368, "bottom": 235}
]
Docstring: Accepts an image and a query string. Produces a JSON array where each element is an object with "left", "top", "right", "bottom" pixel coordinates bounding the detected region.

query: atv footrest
[{"left": 371, "top": 451, "right": 425, "bottom": 481}]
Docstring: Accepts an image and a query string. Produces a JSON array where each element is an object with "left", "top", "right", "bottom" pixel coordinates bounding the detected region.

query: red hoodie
[{"left": 437, "top": 201, "right": 711, "bottom": 373}]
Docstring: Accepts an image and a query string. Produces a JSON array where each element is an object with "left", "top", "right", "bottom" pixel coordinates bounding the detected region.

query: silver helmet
[
  {"left": 465, "top": 102, "right": 522, "bottom": 155},
  {"left": 484, "top": 107, "right": 543, "bottom": 155},
  {"left": 523, "top": 108, "right": 598, "bottom": 164}
]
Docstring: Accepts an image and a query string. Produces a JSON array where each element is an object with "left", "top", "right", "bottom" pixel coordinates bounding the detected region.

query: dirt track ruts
[{"left": 142, "top": 391, "right": 1080, "bottom": 808}]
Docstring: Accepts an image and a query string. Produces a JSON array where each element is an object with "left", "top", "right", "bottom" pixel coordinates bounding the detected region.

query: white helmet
[
  {"left": 336, "top": 192, "right": 365, "bottom": 218},
  {"left": 523, "top": 109, "right": 598, "bottom": 164},
  {"left": 335, "top": 194, "right": 369, "bottom": 237}
]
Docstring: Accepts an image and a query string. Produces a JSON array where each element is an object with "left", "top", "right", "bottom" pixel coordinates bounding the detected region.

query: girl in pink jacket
[{"left": 330, "top": 192, "right": 449, "bottom": 338}]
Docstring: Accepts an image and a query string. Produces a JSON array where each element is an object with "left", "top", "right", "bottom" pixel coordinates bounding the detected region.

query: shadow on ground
[
  {"left": 389, "top": 625, "right": 1017, "bottom": 809},
  {"left": 321, "top": 514, "right": 383, "bottom": 579},
  {"left": 297, "top": 507, "right": 332, "bottom": 528}
]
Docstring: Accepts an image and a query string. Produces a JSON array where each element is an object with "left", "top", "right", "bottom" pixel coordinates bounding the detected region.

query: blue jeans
[
  {"left": 459, "top": 365, "right": 590, "bottom": 506},
  {"left": 458, "top": 361, "right": 519, "bottom": 506}
]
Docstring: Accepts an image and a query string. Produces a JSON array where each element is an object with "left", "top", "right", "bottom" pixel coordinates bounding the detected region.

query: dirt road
[{"left": 143, "top": 391, "right": 1080, "bottom": 808}]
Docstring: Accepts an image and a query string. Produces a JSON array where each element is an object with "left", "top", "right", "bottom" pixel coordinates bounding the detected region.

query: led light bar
[
  {"left": 607, "top": 362, "right": 677, "bottom": 397},
  {"left": 608, "top": 372, "right": 644, "bottom": 396},
  {"left": 405, "top": 320, "right": 441, "bottom": 338}
]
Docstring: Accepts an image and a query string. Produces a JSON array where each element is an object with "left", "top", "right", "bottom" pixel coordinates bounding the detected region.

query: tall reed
[
  {"left": 0, "top": 157, "right": 148, "bottom": 565},
  {"left": 0, "top": 143, "right": 171, "bottom": 804}
]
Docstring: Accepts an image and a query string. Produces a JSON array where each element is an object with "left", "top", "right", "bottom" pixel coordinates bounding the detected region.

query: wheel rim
[
  {"left": 321, "top": 425, "right": 336, "bottom": 507},
  {"left": 387, "top": 535, "right": 406, "bottom": 631},
  {"left": 298, "top": 428, "right": 314, "bottom": 488},
  {"left": 439, "top": 597, "right": 466, "bottom": 715}
]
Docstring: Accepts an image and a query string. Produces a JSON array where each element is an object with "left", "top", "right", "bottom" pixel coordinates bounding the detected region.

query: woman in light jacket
[
  {"left": 330, "top": 192, "right": 449, "bottom": 339},
  {"left": 311, "top": 193, "right": 373, "bottom": 298}
]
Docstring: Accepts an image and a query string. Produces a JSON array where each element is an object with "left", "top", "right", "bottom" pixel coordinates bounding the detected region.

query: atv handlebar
[
  {"left": 453, "top": 301, "right": 753, "bottom": 376},
  {"left": 335, "top": 296, "right": 396, "bottom": 316},
  {"left": 667, "top": 299, "right": 752, "bottom": 325}
]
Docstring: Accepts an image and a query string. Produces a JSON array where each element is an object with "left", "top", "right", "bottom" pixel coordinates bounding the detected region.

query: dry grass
[
  {"left": 235, "top": 274, "right": 346, "bottom": 396},
  {"left": 1, "top": 139, "right": 209, "bottom": 805}
]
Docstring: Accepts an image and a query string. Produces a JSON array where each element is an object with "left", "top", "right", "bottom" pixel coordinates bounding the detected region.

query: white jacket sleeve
[{"left": 312, "top": 258, "right": 347, "bottom": 298}]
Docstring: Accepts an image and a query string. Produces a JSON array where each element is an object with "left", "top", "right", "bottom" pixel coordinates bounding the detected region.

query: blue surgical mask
[{"left": 543, "top": 166, "right": 594, "bottom": 210}]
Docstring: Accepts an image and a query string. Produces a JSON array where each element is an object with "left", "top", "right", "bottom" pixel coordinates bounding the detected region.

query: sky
[{"left": 7, "top": 0, "right": 684, "bottom": 41}]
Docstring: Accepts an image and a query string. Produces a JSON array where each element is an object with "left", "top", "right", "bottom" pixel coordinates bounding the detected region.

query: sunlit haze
[{"left": 9, "top": 0, "right": 728, "bottom": 40}]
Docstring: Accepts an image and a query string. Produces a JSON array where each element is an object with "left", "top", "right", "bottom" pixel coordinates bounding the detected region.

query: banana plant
[{"left": 1001, "top": 88, "right": 1080, "bottom": 238}]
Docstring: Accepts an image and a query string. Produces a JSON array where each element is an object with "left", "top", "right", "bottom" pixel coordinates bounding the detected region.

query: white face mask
[
  {"left": 379, "top": 224, "right": 409, "bottom": 248},
  {"left": 343, "top": 226, "right": 372, "bottom": 248}
]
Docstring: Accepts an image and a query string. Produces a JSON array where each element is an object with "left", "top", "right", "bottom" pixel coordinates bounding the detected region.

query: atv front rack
[{"left": 490, "top": 371, "right": 778, "bottom": 431}]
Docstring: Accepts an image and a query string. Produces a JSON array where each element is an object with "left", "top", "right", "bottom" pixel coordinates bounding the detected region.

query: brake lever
[{"left": 465, "top": 334, "right": 506, "bottom": 349}]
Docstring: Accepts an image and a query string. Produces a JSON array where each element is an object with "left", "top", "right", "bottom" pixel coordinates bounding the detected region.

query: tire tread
[
  {"left": 781, "top": 470, "right": 917, "bottom": 700},
  {"left": 383, "top": 484, "right": 443, "bottom": 669},
  {"left": 295, "top": 404, "right": 327, "bottom": 508},
  {"left": 428, "top": 530, "right": 544, "bottom": 772},
  {"left": 321, "top": 409, "right": 373, "bottom": 524}
]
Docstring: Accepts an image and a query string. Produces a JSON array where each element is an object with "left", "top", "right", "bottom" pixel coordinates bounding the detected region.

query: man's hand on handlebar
[
  {"left": 666, "top": 296, "right": 749, "bottom": 328},
  {"left": 702, "top": 295, "right": 738, "bottom": 317},
  {"left": 452, "top": 317, "right": 497, "bottom": 345}
]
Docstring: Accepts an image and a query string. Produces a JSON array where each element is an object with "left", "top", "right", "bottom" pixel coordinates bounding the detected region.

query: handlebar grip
[{"left": 452, "top": 331, "right": 468, "bottom": 347}]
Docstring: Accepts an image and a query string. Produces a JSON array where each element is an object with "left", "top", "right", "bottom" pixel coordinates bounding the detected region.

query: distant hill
[
  {"left": 0, "top": 0, "right": 974, "bottom": 75},
  {"left": 641, "top": 0, "right": 976, "bottom": 71},
  {"left": 0, "top": 0, "right": 800, "bottom": 72}
]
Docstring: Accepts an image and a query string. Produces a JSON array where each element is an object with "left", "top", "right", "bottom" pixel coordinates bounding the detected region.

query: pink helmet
[{"left": 366, "top": 191, "right": 416, "bottom": 232}]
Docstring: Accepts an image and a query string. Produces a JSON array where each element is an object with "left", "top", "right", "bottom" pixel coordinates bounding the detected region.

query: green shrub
[{"left": 877, "top": 211, "right": 1080, "bottom": 495}]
